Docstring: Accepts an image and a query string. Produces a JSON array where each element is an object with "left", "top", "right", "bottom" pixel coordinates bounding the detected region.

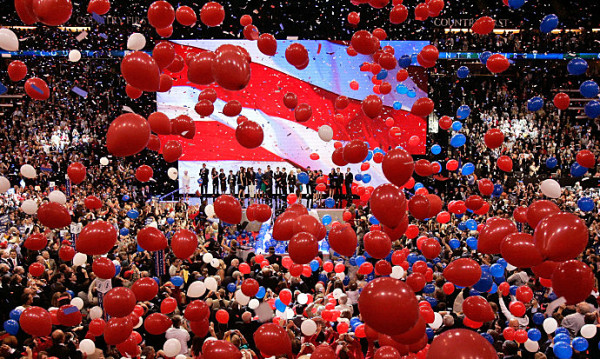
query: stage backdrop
[{"left": 156, "top": 40, "right": 429, "bottom": 194}]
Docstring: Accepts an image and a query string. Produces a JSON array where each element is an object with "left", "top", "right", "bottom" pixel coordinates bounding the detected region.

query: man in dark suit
[
  {"left": 199, "top": 163, "right": 209, "bottom": 198},
  {"left": 281, "top": 168, "right": 288, "bottom": 199},
  {"left": 344, "top": 167, "right": 354, "bottom": 205},
  {"left": 274, "top": 167, "right": 282, "bottom": 201},
  {"left": 219, "top": 169, "right": 227, "bottom": 194},
  {"left": 263, "top": 166, "right": 273, "bottom": 204},
  {"left": 7, "top": 249, "right": 20, "bottom": 271},
  {"left": 333, "top": 167, "right": 343, "bottom": 207},
  {"left": 227, "top": 170, "right": 236, "bottom": 195}
]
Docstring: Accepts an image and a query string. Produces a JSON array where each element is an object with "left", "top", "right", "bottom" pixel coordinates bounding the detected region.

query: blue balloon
[
  {"left": 528, "top": 328, "right": 542, "bottom": 341},
  {"left": 426, "top": 327, "right": 434, "bottom": 339},
  {"left": 479, "top": 51, "right": 492, "bottom": 65},
  {"left": 466, "top": 237, "right": 478, "bottom": 250},
  {"left": 531, "top": 313, "right": 544, "bottom": 325},
  {"left": 399, "top": 55, "right": 412, "bottom": 68},
  {"left": 4, "top": 320, "right": 19, "bottom": 335},
  {"left": 275, "top": 298, "right": 287, "bottom": 312},
  {"left": 171, "top": 276, "right": 184, "bottom": 287},
  {"left": 481, "top": 332, "right": 494, "bottom": 344},
  {"left": 457, "top": 66, "right": 469, "bottom": 79},
  {"left": 585, "top": 100, "right": 600, "bottom": 119},
  {"left": 567, "top": 58, "right": 588, "bottom": 76},
  {"left": 407, "top": 89, "right": 416, "bottom": 98},
  {"left": 362, "top": 174, "right": 371, "bottom": 183},
  {"left": 473, "top": 271, "right": 493, "bottom": 293},
  {"left": 256, "top": 286, "right": 266, "bottom": 299},
  {"left": 373, "top": 147, "right": 385, "bottom": 155},
  {"left": 119, "top": 227, "right": 129, "bottom": 236},
  {"left": 431, "top": 144, "right": 441, "bottom": 155},
  {"left": 127, "top": 209, "right": 139, "bottom": 219},
  {"left": 527, "top": 96, "right": 544, "bottom": 111},
  {"left": 465, "top": 220, "right": 478, "bottom": 230},
  {"left": 457, "top": 222, "right": 467, "bottom": 231},
  {"left": 580, "top": 80, "right": 599, "bottom": 98},
  {"left": 456, "top": 105, "right": 471, "bottom": 119},
  {"left": 546, "top": 157, "right": 558, "bottom": 169},
  {"left": 414, "top": 182, "right": 424, "bottom": 190},
  {"left": 493, "top": 184, "right": 504, "bottom": 196},
  {"left": 376, "top": 69, "right": 388, "bottom": 80},
  {"left": 298, "top": 172, "right": 309, "bottom": 184},
  {"left": 450, "top": 134, "right": 466, "bottom": 148},
  {"left": 122, "top": 195, "right": 130, "bottom": 201},
  {"left": 508, "top": 0, "right": 525, "bottom": 9},
  {"left": 9, "top": 308, "right": 22, "bottom": 321},
  {"left": 553, "top": 342, "right": 572, "bottom": 359},
  {"left": 540, "top": 14, "right": 559, "bottom": 33},
  {"left": 114, "top": 264, "right": 121, "bottom": 276},
  {"left": 555, "top": 333, "right": 571, "bottom": 344},
  {"left": 556, "top": 327, "right": 570, "bottom": 337},
  {"left": 322, "top": 214, "right": 332, "bottom": 226},
  {"left": 490, "top": 263, "right": 504, "bottom": 277},
  {"left": 309, "top": 259, "right": 319, "bottom": 271},
  {"left": 497, "top": 258, "right": 507, "bottom": 268},
  {"left": 325, "top": 197, "right": 335, "bottom": 208},
  {"left": 509, "top": 285, "right": 518, "bottom": 296},
  {"left": 578, "top": 197, "right": 594, "bottom": 212},
  {"left": 227, "top": 282, "right": 236, "bottom": 292},
  {"left": 407, "top": 253, "right": 418, "bottom": 264},
  {"left": 423, "top": 284, "right": 435, "bottom": 294},
  {"left": 66, "top": 289, "right": 75, "bottom": 297},
  {"left": 571, "top": 162, "right": 588, "bottom": 177},
  {"left": 364, "top": 151, "right": 373, "bottom": 162},
  {"left": 489, "top": 283, "right": 498, "bottom": 294},
  {"left": 425, "top": 296, "right": 438, "bottom": 307},
  {"left": 396, "top": 84, "right": 408, "bottom": 94},
  {"left": 452, "top": 121, "right": 463, "bottom": 131},
  {"left": 449, "top": 238, "right": 460, "bottom": 250},
  {"left": 480, "top": 265, "right": 490, "bottom": 274},
  {"left": 355, "top": 174, "right": 362, "bottom": 181},
  {"left": 461, "top": 163, "right": 475, "bottom": 176},
  {"left": 368, "top": 216, "right": 379, "bottom": 225},
  {"left": 167, "top": 217, "right": 175, "bottom": 224},
  {"left": 573, "top": 337, "right": 588, "bottom": 352},
  {"left": 355, "top": 256, "right": 366, "bottom": 266}
]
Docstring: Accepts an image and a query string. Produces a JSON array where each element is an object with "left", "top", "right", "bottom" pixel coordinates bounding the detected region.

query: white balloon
[
  {"left": 204, "top": 277, "right": 218, "bottom": 292},
  {"left": 203, "top": 253, "right": 214, "bottom": 263},
  {"left": 301, "top": 319, "right": 317, "bottom": 336},
  {"left": 390, "top": 266, "right": 405, "bottom": 279},
  {"left": 168, "top": 167, "right": 178, "bottom": 180},
  {"left": 176, "top": 355, "right": 187, "bottom": 359},
  {"left": 20, "top": 164, "right": 36, "bottom": 178},
  {"left": 336, "top": 272, "right": 345, "bottom": 280},
  {"left": 48, "top": 190, "right": 67, "bottom": 204},
  {"left": 524, "top": 339, "right": 539, "bottom": 352},
  {"left": 163, "top": 338, "right": 182, "bottom": 357},
  {"left": 134, "top": 316, "right": 143, "bottom": 329},
  {"left": 71, "top": 297, "right": 84, "bottom": 310},
  {"left": 332, "top": 288, "right": 343, "bottom": 300},
  {"left": 0, "top": 176, "right": 10, "bottom": 193},
  {"left": 89, "top": 306, "right": 103, "bottom": 320},
  {"left": 235, "top": 290, "right": 250, "bottom": 305},
  {"left": 79, "top": 339, "right": 96, "bottom": 355},
  {"left": 428, "top": 312, "right": 443, "bottom": 329},
  {"left": 0, "top": 28, "right": 19, "bottom": 51},
  {"left": 188, "top": 281, "right": 206, "bottom": 298},
  {"left": 127, "top": 33, "right": 147, "bottom": 50},
  {"left": 297, "top": 293, "right": 308, "bottom": 305},
  {"left": 505, "top": 263, "right": 517, "bottom": 272},
  {"left": 21, "top": 199, "right": 38, "bottom": 215},
  {"left": 540, "top": 179, "right": 561, "bottom": 198},
  {"left": 205, "top": 204, "right": 215, "bottom": 217},
  {"left": 73, "top": 253, "right": 87, "bottom": 266},
  {"left": 581, "top": 323, "right": 597, "bottom": 339},
  {"left": 210, "top": 258, "right": 220, "bottom": 268},
  {"left": 248, "top": 299, "right": 260, "bottom": 310},
  {"left": 318, "top": 125, "right": 334, "bottom": 142},
  {"left": 68, "top": 50, "right": 81, "bottom": 62},
  {"left": 543, "top": 317, "right": 558, "bottom": 334},
  {"left": 284, "top": 308, "right": 295, "bottom": 320},
  {"left": 100, "top": 157, "right": 109, "bottom": 166}
]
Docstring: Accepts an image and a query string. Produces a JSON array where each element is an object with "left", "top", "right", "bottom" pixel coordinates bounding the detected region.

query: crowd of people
[{"left": 0, "top": 1, "right": 600, "bottom": 359}]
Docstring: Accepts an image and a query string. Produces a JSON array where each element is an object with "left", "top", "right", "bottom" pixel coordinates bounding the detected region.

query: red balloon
[
  {"left": 348, "top": 11, "right": 360, "bottom": 25},
  {"left": 288, "top": 232, "right": 318, "bottom": 264},
  {"left": 195, "top": 99, "right": 214, "bottom": 117},
  {"left": 312, "top": 345, "right": 336, "bottom": 359},
  {"left": 370, "top": 184, "right": 407, "bottom": 228},
  {"left": 121, "top": 52, "right": 160, "bottom": 92},
  {"left": 443, "top": 258, "right": 482, "bottom": 287},
  {"left": 212, "top": 50, "right": 250, "bottom": 91},
  {"left": 137, "top": 226, "right": 167, "bottom": 252},
  {"left": 148, "top": 112, "right": 171, "bottom": 135},
  {"left": 332, "top": 147, "right": 349, "bottom": 167},
  {"left": 92, "top": 257, "right": 116, "bottom": 279},
  {"left": 7, "top": 60, "right": 27, "bottom": 82},
  {"left": 161, "top": 297, "right": 177, "bottom": 314},
  {"left": 343, "top": 140, "right": 369, "bottom": 163},
  {"left": 382, "top": 148, "right": 414, "bottom": 188},
  {"left": 89, "top": 318, "right": 106, "bottom": 336},
  {"left": 215, "top": 309, "right": 229, "bottom": 324},
  {"left": 236, "top": 120, "right": 263, "bottom": 149},
  {"left": 552, "top": 260, "right": 595, "bottom": 305},
  {"left": 294, "top": 103, "right": 312, "bottom": 122},
  {"left": 285, "top": 43, "right": 309, "bottom": 67},
  {"left": 351, "top": 30, "right": 380, "bottom": 55},
  {"left": 203, "top": 340, "right": 242, "bottom": 359},
  {"left": 185, "top": 300, "right": 209, "bottom": 321},
  {"left": 104, "top": 287, "right": 136, "bottom": 318},
  {"left": 293, "top": 214, "right": 321, "bottom": 237},
  {"left": 20, "top": 306, "right": 52, "bottom": 337},
  {"left": 527, "top": 200, "right": 560, "bottom": 229},
  {"left": 486, "top": 54, "right": 510, "bottom": 73},
  {"left": 125, "top": 84, "right": 143, "bottom": 99},
  {"left": 509, "top": 301, "right": 526, "bottom": 317},
  {"left": 155, "top": 24, "right": 173, "bottom": 38},
  {"left": 283, "top": 92, "right": 298, "bottom": 109},
  {"left": 478, "top": 217, "right": 517, "bottom": 254},
  {"left": 254, "top": 323, "right": 292, "bottom": 357},
  {"left": 171, "top": 229, "right": 198, "bottom": 259},
  {"left": 497, "top": 155, "right": 513, "bottom": 172},
  {"left": 464, "top": 195, "right": 484, "bottom": 211},
  {"left": 513, "top": 206, "right": 528, "bottom": 223},
  {"left": 256, "top": 33, "right": 277, "bottom": 56},
  {"left": 392, "top": 315, "right": 426, "bottom": 345},
  {"left": 484, "top": 128, "right": 504, "bottom": 149},
  {"left": 152, "top": 41, "right": 175, "bottom": 69},
  {"left": 135, "top": 165, "right": 153, "bottom": 182},
  {"left": 29, "top": 262, "right": 45, "bottom": 277},
  {"left": 476, "top": 179, "right": 493, "bottom": 196},
  {"left": 378, "top": 52, "right": 396, "bottom": 70},
  {"left": 442, "top": 282, "right": 454, "bottom": 295},
  {"left": 463, "top": 296, "right": 495, "bottom": 322},
  {"left": 200, "top": 1, "right": 225, "bottom": 26},
  {"left": 15, "top": 0, "right": 39, "bottom": 24},
  {"left": 158, "top": 73, "right": 173, "bottom": 93},
  {"left": 408, "top": 194, "right": 430, "bottom": 220},
  {"left": 58, "top": 245, "right": 75, "bottom": 261},
  {"left": 25, "top": 77, "right": 50, "bottom": 100},
  {"left": 375, "top": 260, "right": 392, "bottom": 276},
  {"left": 534, "top": 212, "right": 588, "bottom": 261},
  {"left": 37, "top": 202, "right": 71, "bottom": 229},
  {"left": 553, "top": 92, "right": 570, "bottom": 110},
  {"left": 32, "top": 0, "right": 72, "bottom": 26},
  {"left": 162, "top": 140, "right": 183, "bottom": 162},
  {"left": 147, "top": 134, "right": 160, "bottom": 151},
  {"left": 410, "top": 97, "right": 435, "bottom": 117},
  {"left": 132, "top": 277, "right": 159, "bottom": 302},
  {"left": 24, "top": 233, "right": 47, "bottom": 251},
  {"left": 577, "top": 149, "right": 596, "bottom": 168},
  {"left": 57, "top": 305, "right": 82, "bottom": 326},
  {"left": 105, "top": 317, "right": 133, "bottom": 345},
  {"left": 421, "top": 238, "right": 441, "bottom": 259},
  {"left": 406, "top": 273, "right": 426, "bottom": 292},
  {"left": 188, "top": 52, "right": 215, "bottom": 85},
  {"left": 253, "top": 204, "right": 272, "bottom": 222},
  {"left": 363, "top": 230, "right": 392, "bottom": 259},
  {"left": 167, "top": 54, "right": 185, "bottom": 73},
  {"left": 361, "top": 94, "right": 383, "bottom": 118},
  {"left": 272, "top": 212, "right": 297, "bottom": 241},
  {"left": 500, "top": 232, "right": 544, "bottom": 268},
  {"left": 389, "top": 5, "right": 408, "bottom": 24},
  {"left": 106, "top": 113, "right": 151, "bottom": 157},
  {"left": 147, "top": 0, "right": 175, "bottom": 28},
  {"left": 436, "top": 211, "right": 450, "bottom": 224},
  {"left": 471, "top": 16, "right": 495, "bottom": 34},
  {"left": 428, "top": 329, "right": 497, "bottom": 359},
  {"left": 358, "top": 277, "right": 419, "bottom": 335},
  {"left": 328, "top": 224, "right": 358, "bottom": 257},
  {"left": 214, "top": 195, "right": 242, "bottom": 224},
  {"left": 516, "top": 286, "right": 533, "bottom": 303},
  {"left": 414, "top": 159, "right": 433, "bottom": 177},
  {"left": 175, "top": 5, "right": 196, "bottom": 26}
]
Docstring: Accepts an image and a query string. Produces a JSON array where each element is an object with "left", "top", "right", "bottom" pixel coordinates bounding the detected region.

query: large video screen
[{"left": 156, "top": 40, "right": 429, "bottom": 194}]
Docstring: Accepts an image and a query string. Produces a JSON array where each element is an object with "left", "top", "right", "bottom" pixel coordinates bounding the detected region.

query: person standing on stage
[
  {"left": 199, "top": 163, "right": 209, "bottom": 198},
  {"left": 247, "top": 167, "right": 256, "bottom": 204},
  {"left": 228, "top": 170, "right": 236, "bottom": 195},
  {"left": 287, "top": 169, "right": 296, "bottom": 195},
  {"left": 334, "top": 167, "right": 344, "bottom": 208},
  {"left": 328, "top": 168, "right": 336, "bottom": 200},
  {"left": 344, "top": 167, "right": 354, "bottom": 205},
  {"left": 274, "top": 167, "right": 282, "bottom": 202},
  {"left": 263, "top": 165, "right": 273, "bottom": 204},
  {"left": 211, "top": 168, "right": 219, "bottom": 197},
  {"left": 237, "top": 167, "right": 247, "bottom": 204},
  {"left": 255, "top": 168, "right": 263, "bottom": 202},
  {"left": 281, "top": 168, "right": 288, "bottom": 200},
  {"left": 219, "top": 168, "right": 227, "bottom": 194}
]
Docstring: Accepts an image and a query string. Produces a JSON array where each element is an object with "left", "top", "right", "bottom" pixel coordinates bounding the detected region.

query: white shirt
[{"left": 165, "top": 327, "right": 190, "bottom": 355}]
